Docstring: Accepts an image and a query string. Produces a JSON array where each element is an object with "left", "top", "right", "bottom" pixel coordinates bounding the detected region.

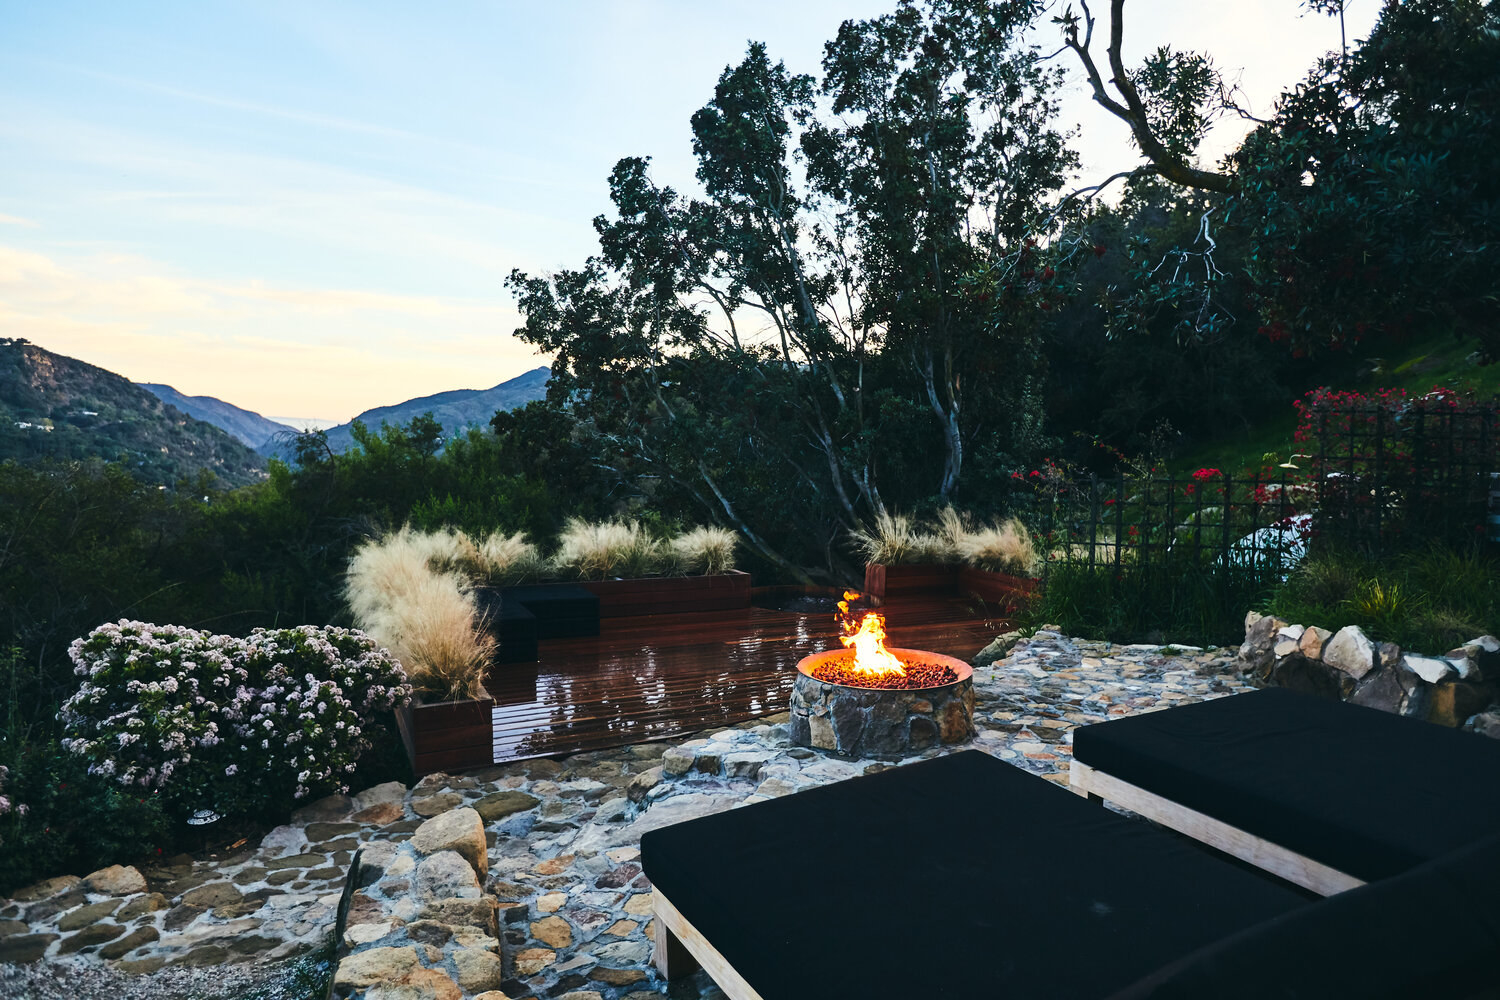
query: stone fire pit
[{"left": 787, "top": 648, "right": 976, "bottom": 757}]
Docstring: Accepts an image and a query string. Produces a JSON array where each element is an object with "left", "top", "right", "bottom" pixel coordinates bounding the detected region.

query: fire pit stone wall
[{"left": 788, "top": 650, "right": 976, "bottom": 757}]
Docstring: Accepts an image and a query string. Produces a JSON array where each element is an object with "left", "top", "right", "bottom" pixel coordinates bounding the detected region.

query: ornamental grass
[{"left": 344, "top": 527, "right": 494, "bottom": 702}]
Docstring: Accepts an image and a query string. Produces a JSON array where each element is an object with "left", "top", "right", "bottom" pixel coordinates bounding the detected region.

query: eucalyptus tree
[{"left": 508, "top": 0, "right": 1075, "bottom": 576}]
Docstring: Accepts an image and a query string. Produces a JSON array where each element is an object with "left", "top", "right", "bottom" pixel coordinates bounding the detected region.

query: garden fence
[
  {"left": 1306, "top": 398, "right": 1500, "bottom": 551},
  {"left": 1036, "top": 399, "right": 1500, "bottom": 582},
  {"left": 1035, "top": 472, "right": 1306, "bottom": 584}
]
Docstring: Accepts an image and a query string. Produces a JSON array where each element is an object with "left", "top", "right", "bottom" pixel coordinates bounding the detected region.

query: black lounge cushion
[
  {"left": 499, "top": 584, "right": 599, "bottom": 638},
  {"left": 1108, "top": 831, "right": 1500, "bottom": 1000},
  {"left": 641, "top": 750, "right": 1307, "bottom": 1000},
  {"left": 474, "top": 588, "right": 538, "bottom": 662},
  {"left": 1072, "top": 686, "right": 1500, "bottom": 881}
]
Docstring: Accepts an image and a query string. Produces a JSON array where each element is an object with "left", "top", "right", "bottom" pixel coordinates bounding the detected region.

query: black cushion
[
  {"left": 500, "top": 584, "right": 599, "bottom": 618},
  {"left": 641, "top": 750, "right": 1307, "bottom": 1000},
  {"left": 1108, "top": 831, "right": 1500, "bottom": 1000},
  {"left": 1072, "top": 686, "right": 1500, "bottom": 881},
  {"left": 500, "top": 584, "right": 600, "bottom": 637},
  {"left": 475, "top": 588, "right": 539, "bottom": 662}
]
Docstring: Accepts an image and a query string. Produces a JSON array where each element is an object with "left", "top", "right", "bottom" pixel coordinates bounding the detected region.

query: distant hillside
[
  {"left": 262, "top": 366, "right": 550, "bottom": 456},
  {"left": 0, "top": 338, "right": 267, "bottom": 488},
  {"left": 139, "top": 382, "right": 294, "bottom": 449}
]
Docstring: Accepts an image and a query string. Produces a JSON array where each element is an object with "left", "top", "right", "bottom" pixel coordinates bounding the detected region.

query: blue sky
[{"left": 0, "top": 1, "right": 1372, "bottom": 420}]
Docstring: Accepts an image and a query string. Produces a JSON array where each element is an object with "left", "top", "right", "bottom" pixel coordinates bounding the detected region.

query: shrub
[
  {"left": 552, "top": 518, "right": 662, "bottom": 579},
  {"left": 59, "top": 622, "right": 249, "bottom": 810},
  {"left": 666, "top": 526, "right": 739, "bottom": 575},
  {"left": 850, "top": 512, "right": 953, "bottom": 566},
  {"left": 345, "top": 529, "right": 494, "bottom": 702},
  {"left": 237, "top": 627, "right": 410, "bottom": 800},
  {"left": 474, "top": 530, "right": 546, "bottom": 585},
  {"left": 0, "top": 739, "right": 171, "bottom": 894},
  {"left": 58, "top": 620, "right": 411, "bottom": 819},
  {"left": 953, "top": 516, "right": 1036, "bottom": 575}
]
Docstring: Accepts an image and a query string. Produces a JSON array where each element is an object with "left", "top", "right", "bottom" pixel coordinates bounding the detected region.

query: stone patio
[{"left": 0, "top": 632, "right": 1252, "bottom": 999}]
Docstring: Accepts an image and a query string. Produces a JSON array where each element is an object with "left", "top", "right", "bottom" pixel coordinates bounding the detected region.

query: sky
[{"left": 0, "top": 1, "right": 1377, "bottom": 422}]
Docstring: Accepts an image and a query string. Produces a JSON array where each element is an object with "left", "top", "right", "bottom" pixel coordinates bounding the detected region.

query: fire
[{"left": 836, "top": 590, "right": 907, "bottom": 679}]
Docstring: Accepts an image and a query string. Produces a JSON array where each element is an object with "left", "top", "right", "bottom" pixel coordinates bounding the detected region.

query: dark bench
[
  {"left": 640, "top": 750, "right": 1500, "bottom": 999},
  {"left": 1070, "top": 686, "right": 1500, "bottom": 893}
]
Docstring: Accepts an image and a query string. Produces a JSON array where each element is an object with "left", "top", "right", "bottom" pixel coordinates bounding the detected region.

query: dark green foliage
[
  {"left": 1268, "top": 544, "right": 1500, "bottom": 651},
  {"left": 1231, "top": 0, "right": 1500, "bottom": 360},
  {"left": 1027, "top": 560, "right": 1278, "bottom": 647},
  {"left": 0, "top": 745, "right": 172, "bottom": 894}
]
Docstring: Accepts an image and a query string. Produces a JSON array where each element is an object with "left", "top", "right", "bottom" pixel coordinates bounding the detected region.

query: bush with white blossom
[
  {"left": 236, "top": 626, "right": 411, "bottom": 801},
  {"left": 60, "top": 620, "right": 410, "bottom": 818}
]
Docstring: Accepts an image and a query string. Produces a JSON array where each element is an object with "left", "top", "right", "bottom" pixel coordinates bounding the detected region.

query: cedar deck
[{"left": 480, "top": 593, "right": 1006, "bottom": 763}]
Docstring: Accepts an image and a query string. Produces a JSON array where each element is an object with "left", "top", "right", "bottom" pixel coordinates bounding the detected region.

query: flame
[{"left": 836, "top": 590, "right": 906, "bottom": 679}]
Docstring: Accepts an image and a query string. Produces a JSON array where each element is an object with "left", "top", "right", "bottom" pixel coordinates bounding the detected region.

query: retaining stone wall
[{"left": 1238, "top": 612, "right": 1500, "bottom": 733}]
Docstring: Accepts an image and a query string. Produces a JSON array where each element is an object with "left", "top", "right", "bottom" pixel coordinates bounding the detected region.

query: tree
[
  {"left": 1059, "top": 0, "right": 1500, "bottom": 360},
  {"left": 508, "top": 0, "right": 1073, "bottom": 576}
]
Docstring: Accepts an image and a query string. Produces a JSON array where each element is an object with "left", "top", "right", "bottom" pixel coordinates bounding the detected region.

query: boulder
[
  {"left": 626, "top": 767, "right": 663, "bottom": 802},
  {"left": 661, "top": 748, "right": 695, "bottom": 775},
  {"left": 352, "top": 801, "right": 405, "bottom": 825},
  {"left": 83, "top": 865, "right": 146, "bottom": 897},
  {"left": 412, "top": 807, "right": 487, "bottom": 878},
  {"left": 1323, "top": 626, "right": 1377, "bottom": 680},
  {"left": 974, "top": 630, "right": 1024, "bottom": 666},
  {"left": 417, "top": 897, "right": 498, "bottom": 935},
  {"left": 1237, "top": 614, "right": 1286, "bottom": 676},
  {"left": 1427, "top": 682, "right": 1488, "bottom": 728},
  {"left": 411, "top": 793, "right": 462, "bottom": 818},
  {"left": 1269, "top": 654, "right": 1353, "bottom": 701},
  {"left": 366, "top": 968, "right": 463, "bottom": 1000},
  {"left": 452, "top": 948, "right": 505, "bottom": 992},
  {"left": 412, "top": 851, "right": 481, "bottom": 901},
  {"left": 10, "top": 875, "right": 81, "bottom": 902},
  {"left": 473, "top": 791, "right": 538, "bottom": 822},
  {"left": 291, "top": 793, "right": 352, "bottom": 825},
  {"left": 333, "top": 946, "right": 419, "bottom": 989},
  {"left": 1402, "top": 655, "right": 1456, "bottom": 685},
  {"left": 1464, "top": 710, "right": 1500, "bottom": 740},
  {"left": 352, "top": 780, "right": 407, "bottom": 813},
  {"left": 1298, "top": 625, "right": 1333, "bottom": 661}
]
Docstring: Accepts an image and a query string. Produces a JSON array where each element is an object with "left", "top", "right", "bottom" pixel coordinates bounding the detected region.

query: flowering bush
[
  {"left": 59, "top": 622, "right": 246, "bottom": 811},
  {"left": 60, "top": 620, "right": 410, "bottom": 819},
  {"left": 236, "top": 627, "right": 411, "bottom": 801}
]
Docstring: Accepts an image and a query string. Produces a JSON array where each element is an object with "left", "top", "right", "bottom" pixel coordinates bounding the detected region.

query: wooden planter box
[
  {"left": 956, "top": 566, "right": 1038, "bottom": 607},
  {"left": 396, "top": 697, "right": 496, "bottom": 776},
  {"left": 863, "top": 563, "right": 958, "bottom": 599},
  {"left": 580, "top": 569, "right": 752, "bottom": 617},
  {"left": 863, "top": 563, "right": 1036, "bottom": 610}
]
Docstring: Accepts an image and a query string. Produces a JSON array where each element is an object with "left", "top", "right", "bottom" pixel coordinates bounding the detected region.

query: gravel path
[{"left": 0, "top": 950, "right": 332, "bottom": 1000}]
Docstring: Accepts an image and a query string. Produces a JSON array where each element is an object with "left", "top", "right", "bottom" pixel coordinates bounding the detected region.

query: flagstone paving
[{"left": 0, "top": 632, "right": 1251, "bottom": 1000}]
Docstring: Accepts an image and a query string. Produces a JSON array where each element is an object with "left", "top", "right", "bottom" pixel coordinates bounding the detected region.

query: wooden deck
[{"left": 481, "top": 593, "right": 1008, "bottom": 762}]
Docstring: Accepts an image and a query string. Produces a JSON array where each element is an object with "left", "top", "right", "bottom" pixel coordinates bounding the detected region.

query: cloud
[
  {"left": 0, "top": 242, "right": 546, "bottom": 420},
  {"left": 0, "top": 213, "right": 39, "bottom": 228}
]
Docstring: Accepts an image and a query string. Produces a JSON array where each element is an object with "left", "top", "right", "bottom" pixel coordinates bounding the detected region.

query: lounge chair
[
  {"left": 1069, "top": 686, "right": 1500, "bottom": 895},
  {"left": 639, "top": 750, "right": 1500, "bottom": 999}
]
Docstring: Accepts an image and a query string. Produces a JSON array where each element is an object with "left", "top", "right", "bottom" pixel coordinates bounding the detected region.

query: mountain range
[
  {"left": 0, "top": 338, "right": 268, "bottom": 488},
  {"left": 139, "top": 382, "right": 294, "bottom": 450},
  {"left": 0, "top": 338, "right": 551, "bottom": 487},
  {"left": 277, "top": 365, "right": 550, "bottom": 457}
]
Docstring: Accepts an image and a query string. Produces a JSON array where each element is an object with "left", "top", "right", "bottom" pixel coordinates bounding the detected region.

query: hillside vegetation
[{"left": 0, "top": 339, "right": 267, "bottom": 488}]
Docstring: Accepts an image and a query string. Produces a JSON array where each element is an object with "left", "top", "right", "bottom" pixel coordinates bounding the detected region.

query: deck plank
[{"left": 482, "top": 594, "right": 1007, "bottom": 762}]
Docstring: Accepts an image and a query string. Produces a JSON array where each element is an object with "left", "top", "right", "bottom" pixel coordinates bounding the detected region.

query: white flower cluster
[
  {"left": 0, "top": 764, "right": 26, "bottom": 821},
  {"left": 59, "top": 621, "right": 410, "bottom": 812}
]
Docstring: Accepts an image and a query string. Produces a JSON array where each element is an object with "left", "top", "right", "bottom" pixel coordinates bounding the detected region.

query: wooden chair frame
[
  {"left": 653, "top": 888, "right": 765, "bottom": 1000},
  {"left": 1068, "top": 760, "right": 1364, "bottom": 897}
]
